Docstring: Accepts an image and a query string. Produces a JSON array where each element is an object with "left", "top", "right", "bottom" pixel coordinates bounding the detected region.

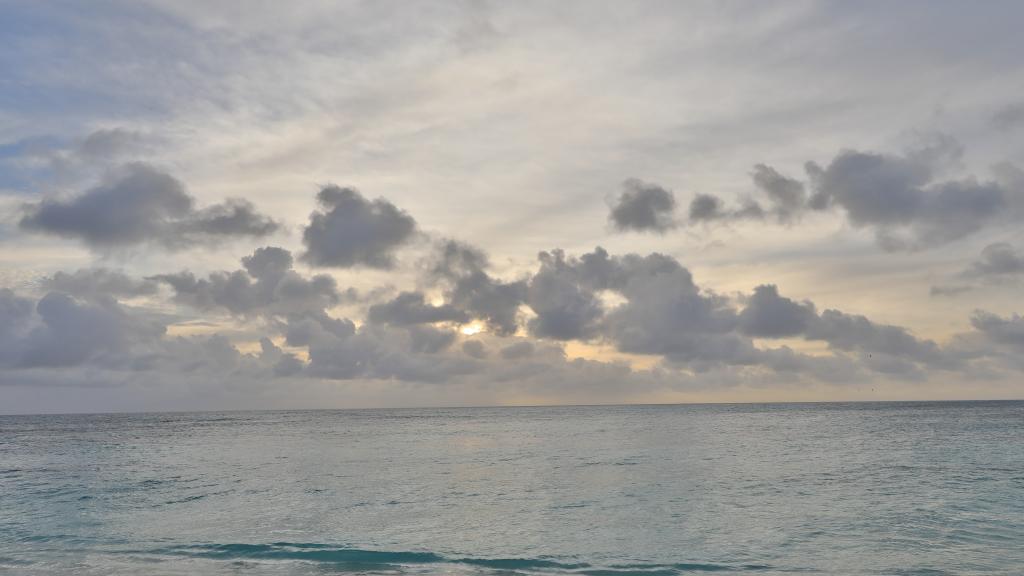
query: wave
[{"left": 125, "top": 542, "right": 772, "bottom": 575}]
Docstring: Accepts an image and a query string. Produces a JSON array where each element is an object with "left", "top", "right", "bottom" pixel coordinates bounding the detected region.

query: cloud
[
  {"left": 19, "top": 162, "right": 279, "bottom": 250},
  {"left": 75, "top": 128, "right": 151, "bottom": 161},
  {"left": 930, "top": 242, "right": 1024, "bottom": 296},
  {"left": 805, "top": 309, "right": 946, "bottom": 366},
  {"left": 518, "top": 247, "right": 756, "bottom": 367},
  {"left": 500, "top": 340, "right": 535, "bottom": 360},
  {"left": 152, "top": 246, "right": 343, "bottom": 317},
  {"left": 299, "top": 321, "right": 476, "bottom": 383},
  {"left": 258, "top": 337, "right": 304, "bottom": 377},
  {"left": 429, "top": 240, "right": 527, "bottom": 336},
  {"left": 737, "top": 284, "right": 816, "bottom": 337},
  {"left": 687, "top": 193, "right": 726, "bottom": 222},
  {"left": 367, "top": 291, "right": 470, "bottom": 326},
  {"left": 608, "top": 179, "right": 677, "bottom": 233},
  {"left": 737, "top": 282, "right": 947, "bottom": 367},
  {"left": 964, "top": 243, "right": 1024, "bottom": 280},
  {"left": 462, "top": 340, "right": 487, "bottom": 359},
  {"left": 180, "top": 199, "right": 280, "bottom": 238},
  {"left": 0, "top": 289, "right": 165, "bottom": 369},
  {"left": 929, "top": 285, "right": 974, "bottom": 298},
  {"left": 992, "top": 102, "right": 1024, "bottom": 132},
  {"left": 687, "top": 193, "right": 764, "bottom": 224},
  {"left": 408, "top": 325, "right": 457, "bottom": 354},
  {"left": 45, "top": 268, "right": 159, "bottom": 299},
  {"left": 970, "top": 311, "right": 1024, "bottom": 350},
  {"left": 511, "top": 246, "right": 961, "bottom": 376},
  {"left": 0, "top": 128, "right": 159, "bottom": 193},
  {"left": 597, "top": 251, "right": 753, "bottom": 367},
  {"left": 660, "top": 138, "right": 1023, "bottom": 251},
  {"left": 526, "top": 249, "right": 604, "bottom": 340},
  {"left": 805, "top": 144, "right": 1013, "bottom": 250},
  {"left": 301, "top": 185, "right": 417, "bottom": 269},
  {"left": 751, "top": 163, "right": 807, "bottom": 222},
  {"left": 0, "top": 239, "right": 1018, "bottom": 402},
  {"left": 681, "top": 164, "right": 814, "bottom": 227}
]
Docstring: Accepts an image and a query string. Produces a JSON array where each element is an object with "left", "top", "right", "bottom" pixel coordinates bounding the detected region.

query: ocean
[{"left": 1, "top": 402, "right": 1022, "bottom": 575}]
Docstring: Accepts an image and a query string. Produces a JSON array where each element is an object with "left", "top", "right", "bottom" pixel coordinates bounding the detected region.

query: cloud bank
[{"left": 19, "top": 163, "right": 279, "bottom": 250}]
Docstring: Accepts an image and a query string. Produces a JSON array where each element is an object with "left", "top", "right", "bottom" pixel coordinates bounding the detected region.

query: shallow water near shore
[{"left": 2, "top": 401, "right": 1022, "bottom": 575}]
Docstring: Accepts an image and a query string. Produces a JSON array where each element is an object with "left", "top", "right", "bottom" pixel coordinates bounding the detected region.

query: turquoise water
[{"left": 1, "top": 402, "right": 1022, "bottom": 575}]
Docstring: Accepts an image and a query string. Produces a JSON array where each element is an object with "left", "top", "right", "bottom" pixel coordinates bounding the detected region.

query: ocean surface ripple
[{"left": 1, "top": 401, "right": 1022, "bottom": 575}]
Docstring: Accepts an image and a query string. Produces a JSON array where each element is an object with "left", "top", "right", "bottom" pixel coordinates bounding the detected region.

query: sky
[{"left": 2, "top": 0, "right": 1024, "bottom": 413}]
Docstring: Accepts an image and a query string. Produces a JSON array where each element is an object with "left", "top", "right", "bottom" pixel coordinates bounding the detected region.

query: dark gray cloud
[
  {"left": 408, "top": 325, "right": 457, "bottom": 354},
  {"left": 45, "top": 268, "right": 159, "bottom": 299},
  {"left": 153, "top": 246, "right": 342, "bottom": 317},
  {"left": 0, "top": 289, "right": 164, "bottom": 369},
  {"left": 666, "top": 138, "right": 1023, "bottom": 251},
  {"left": 282, "top": 312, "right": 356, "bottom": 347},
  {"left": 300, "top": 322, "right": 476, "bottom": 383},
  {"left": 929, "top": 285, "right": 974, "bottom": 298},
  {"left": 513, "top": 246, "right": 958, "bottom": 375},
  {"left": 500, "top": 340, "right": 535, "bottom": 360},
  {"left": 181, "top": 199, "right": 279, "bottom": 238},
  {"left": 682, "top": 163, "right": 811, "bottom": 226},
  {"left": 970, "top": 311, "right": 1024, "bottom": 349},
  {"left": 806, "top": 309, "right": 946, "bottom": 366},
  {"left": 688, "top": 194, "right": 726, "bottom": 222},
  {"left": 737, "top": 282, "right": 947, "bottom": 367},
  {"left": 687, "top": 194, "right": 764, "bottom": 224},
  {"left": 0, "top": 287, "right": 278, "bottom": 381},
  {"left": 1, "top": 238, "right": 1017, "bottom": 394},
  {"left": 367, "top": 291, "right": 470, "bottom": 326},
  {"left": 608, "top": 179, "right": 677, "bottom": 233},
  {"left": 258, "top": 337, "right": 304, "bottom": 377},
  {"left": 19, "top": 163, "right": 279, "bottom": 249},
  {"left": 526, "top": 249, "right": 604, "bottom": 340},
  {"left": 429, "top": 240, "right": 527, "bottom": 336},
  {"left": 738, "top": 284, "right": 816, "bottom": 338},
  {"left": 806, "top": 147, "right": 1012, "bottom": 250},
  {"left": 751, "top": 164, "right": 806, "bottom": 222},
  {"left": 597, "top": 252, "right": 752, "bottom": 367},
  {"left": 20, "top": 163, "right": 191, "bottom": 246},
  {"left": 462, "top": 340, "right": 488, "bottom": 359},
  {"left": 0, "top": 289, "right": 36, "bottom": 367},
  {"left": 964, "top": 243, "right": 1024, "bottom": 280},
  {"left": 930, "top": 242, "right": 1024, "bottom": 296},
  {"left": 524, "top": 247, "right": 754, "bottom": 367},
  {"left": 301, "top": 185, "right": 417, "bottom": 269},
  {"left": 992, "top": 103, "right": 1024, "bottom": 132}
]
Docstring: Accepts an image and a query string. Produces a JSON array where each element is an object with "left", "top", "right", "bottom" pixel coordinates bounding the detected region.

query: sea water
[{"left": 1, "top": 402, "right": 1022, "bottom": 575}]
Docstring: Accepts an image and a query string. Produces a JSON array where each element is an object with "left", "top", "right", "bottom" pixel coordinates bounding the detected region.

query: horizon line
[{"left": 3, "top": 397, "right": 1022, "bottom": 418}]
